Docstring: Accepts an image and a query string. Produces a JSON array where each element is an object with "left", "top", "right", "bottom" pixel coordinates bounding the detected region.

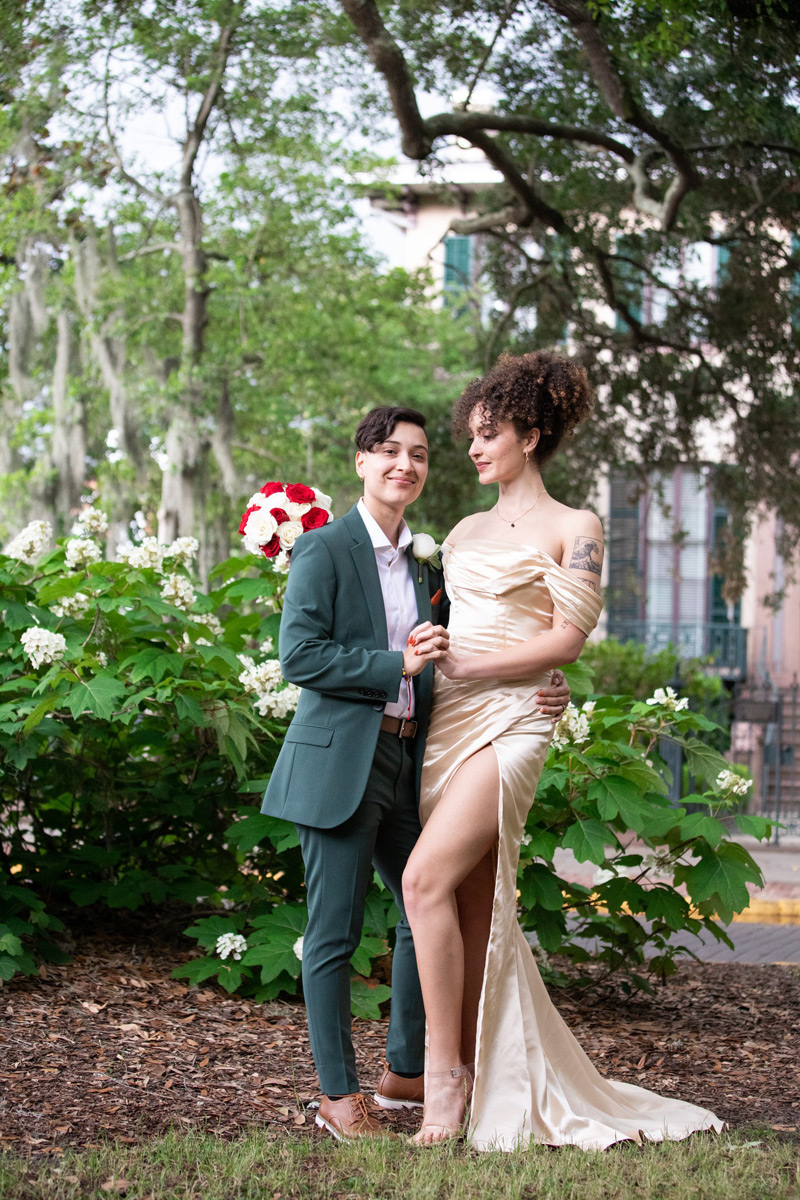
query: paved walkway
[{"left": 547, "top": 834, "right": 800, "bottom": 964}]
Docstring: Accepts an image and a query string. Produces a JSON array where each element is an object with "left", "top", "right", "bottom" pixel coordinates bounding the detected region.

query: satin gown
[{"left": 419, "top": 540, "right": 723, "bottom": 1152}]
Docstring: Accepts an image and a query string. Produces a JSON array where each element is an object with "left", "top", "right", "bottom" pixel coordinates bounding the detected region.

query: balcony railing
[{"left": 606, "top": 620, "right": 749, "bottom": 679}]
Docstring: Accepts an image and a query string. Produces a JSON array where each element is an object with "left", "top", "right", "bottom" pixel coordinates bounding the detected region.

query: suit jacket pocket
[{"left": 284, "top": 723, "right": 334, "bottom": 747}]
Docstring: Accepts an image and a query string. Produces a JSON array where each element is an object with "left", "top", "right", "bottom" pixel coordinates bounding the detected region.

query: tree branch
[
  {"left": 338, "top": 0, "right": 430, "bottom": 158},
  {"left": 467, "top": 130, "right": 569, "bottom": 233},
  {"left": 180, "top": 8, "right": 241, "bottom": 189},
  {"left": 424, "top": 110, "right": 634, "bottom": 161}
]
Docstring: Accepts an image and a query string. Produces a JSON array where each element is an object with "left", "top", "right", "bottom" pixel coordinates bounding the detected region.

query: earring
[{"left": 525, "top": 451, "right": 530, "bottom": 464}]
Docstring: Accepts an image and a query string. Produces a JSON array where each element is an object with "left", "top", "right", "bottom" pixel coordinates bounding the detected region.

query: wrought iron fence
[{"left": 731, "top": 676, "right": 800, "bottom": 840}]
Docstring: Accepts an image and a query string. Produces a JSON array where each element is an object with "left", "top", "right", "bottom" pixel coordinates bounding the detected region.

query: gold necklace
[{"left": 494, "top": 489, "right": 546, "bottom": 528}]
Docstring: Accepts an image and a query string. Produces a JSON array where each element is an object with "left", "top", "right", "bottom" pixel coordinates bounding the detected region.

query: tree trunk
[{"left": 50, "top": 308, "right": 86, "bottom": 524}]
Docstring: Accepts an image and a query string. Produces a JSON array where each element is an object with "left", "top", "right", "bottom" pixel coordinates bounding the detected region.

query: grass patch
[{"left": 1, "top": 1128, "right": 798, "bottom": 1200}]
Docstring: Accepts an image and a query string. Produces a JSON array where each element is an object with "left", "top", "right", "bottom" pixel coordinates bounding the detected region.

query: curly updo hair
[{"left": 451, "top": 351, "right": 594, "bottom": 465}]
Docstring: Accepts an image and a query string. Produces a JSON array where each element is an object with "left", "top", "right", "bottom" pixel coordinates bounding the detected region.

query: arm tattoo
[{"left": 569, "top": 536, "right": 603, "bottom": 576}]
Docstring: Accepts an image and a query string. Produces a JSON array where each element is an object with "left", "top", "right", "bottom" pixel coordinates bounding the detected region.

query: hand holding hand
[{"left": 403, "top": 622, "right": 450, "bottom": 677}]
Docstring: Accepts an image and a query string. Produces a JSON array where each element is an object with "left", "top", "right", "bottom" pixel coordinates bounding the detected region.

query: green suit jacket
[{"left": 261, "top": 504, "right": 441, "bottom": 829}]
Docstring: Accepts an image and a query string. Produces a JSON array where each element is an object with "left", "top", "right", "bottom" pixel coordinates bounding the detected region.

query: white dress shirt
[{"left": 357, "top": 498, "right": 418, "bottom": 718}]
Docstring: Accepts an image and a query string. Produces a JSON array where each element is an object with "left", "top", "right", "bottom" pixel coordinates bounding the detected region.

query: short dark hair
[{"left": 354, "top": 406, "right": 428, "bottom": 452}]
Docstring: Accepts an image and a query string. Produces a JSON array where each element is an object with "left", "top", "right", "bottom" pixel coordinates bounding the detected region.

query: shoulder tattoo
[{"left": 569, "top": 536, "right": 603, "bottom": 577}]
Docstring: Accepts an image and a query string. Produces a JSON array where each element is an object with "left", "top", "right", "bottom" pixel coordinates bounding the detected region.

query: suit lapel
[{"left": 344, "top": 506, "right": 389, "bottom": 650}]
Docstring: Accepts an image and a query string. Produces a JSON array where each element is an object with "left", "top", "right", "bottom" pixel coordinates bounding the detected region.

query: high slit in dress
[{"left": 419, "top": 540, "right": 724, "bottom": 1152}]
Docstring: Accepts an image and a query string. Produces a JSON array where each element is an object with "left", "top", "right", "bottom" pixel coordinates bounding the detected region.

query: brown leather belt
[{"left": 379, "top": 715, "right": 418, "bottom": 739}]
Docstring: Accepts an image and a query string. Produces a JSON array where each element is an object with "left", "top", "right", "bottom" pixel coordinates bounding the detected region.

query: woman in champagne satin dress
[{"left": 403, "top": 352, "right": 723, "bottom": 1150}]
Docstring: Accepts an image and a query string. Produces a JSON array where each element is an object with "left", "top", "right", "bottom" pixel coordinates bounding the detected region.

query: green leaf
[
  {"left": 561, "top": 659, "right": 594, "bottom": 696},
  {"left": 363, "top": 889, "right": 390, "bottom": 938},
  {"left": 525, "top": 908, "right": 566, "bottom": 953},
  {"left": 523, "top": 827, "right": 559, "bottom": 861},
  {"left": 682, "top": 739, "right": 729, "bottom": 787},
  {"left": 221, "top": 578, "right": 276, "bottom": 603},
  {"left": 518, "top": 863, "right": 564, "bottom": 912},
  {"left": 562, "top": 818, "right": 609, "bottom": 865},
  {"left": 0, "top": 932, "right": 23, "bottom": 956},
  {"left": 22, "top": 695, "right": 61, "bottom": 734},
  {"left": 644, "top": 887, "right": 689, "bottom": 930},
  {"left": 349, "top": 977, "right": 391, "bottom": 1020},
  {"left": 589, "top": 775, "right": 649, "bottom": 832},
  {"left": 242, "top": 942, "right": 301, "bottom": 983},
  {"left": 735, "top": 813, "right": 773, "bottom": 840},
  {"left": 616, "top": 759, "right": 669, "bottom": 796},
  {"left": 183, "top": 916, "right": 243, "bottom": 950},
  {"left": 175, "top": 693, "right": 207, "bottom": 726},
  {"left": 350, "top": 934, "right": 387, "bottom": 977},
  {"left": 679, "top": 811, "right": 726, "bottom": 848},
  {"left": 685, "top": 844, "right": 763, "bottom": 921},
  {"left": 64, "top": 672, "right": 127, "bottom": 720},
  {"left": 172, "top": 957, "right": 233, "bottom": 985}
]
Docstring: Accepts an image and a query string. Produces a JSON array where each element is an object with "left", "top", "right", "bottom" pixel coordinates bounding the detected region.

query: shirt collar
[{"left": 357, "top": 498, "right": 413, "bottom": 554}]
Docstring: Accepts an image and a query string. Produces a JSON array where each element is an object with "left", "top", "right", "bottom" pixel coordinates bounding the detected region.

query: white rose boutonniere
[{"left": 411, "top": 531, "right": 442, "bottom": 582}]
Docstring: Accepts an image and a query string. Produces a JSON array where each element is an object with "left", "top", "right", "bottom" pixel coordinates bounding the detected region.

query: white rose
[
  {"left": 244, "top": 508, "right": 278, "bottom": 546},
  {"left": 246, "top": 492, "right": 271, "bottom": 510},
  {"left": 313, "top": 489, "right": 333, "bottom": 509},
  {"left": 278, "top": 520, "right": 304, "bottom": 552},
  {"left": 411, "top": 532, "right": 438, "bottom": 561},
  {"left": 284, "top": 500, "right": 312, "bottom": 520}
]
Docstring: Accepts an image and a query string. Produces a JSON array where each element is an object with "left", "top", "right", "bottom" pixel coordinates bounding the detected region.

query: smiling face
[
  {"left": 355, "top": 420, "right": 429, "bottom": 513},
  {"left": 467, "top": 407, "right": 539, "bottom": 486}
]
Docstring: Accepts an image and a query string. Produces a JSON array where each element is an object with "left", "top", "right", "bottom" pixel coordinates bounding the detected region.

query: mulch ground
[{"left": 1, "top": 924, "right": 799, "bottom": 1158}]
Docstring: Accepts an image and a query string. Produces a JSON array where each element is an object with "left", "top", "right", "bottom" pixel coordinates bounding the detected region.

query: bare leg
[
  {"left": 456, "top": 850, "right": 495, "bottom": 1067},
  {"left": 402, "top": 746, "right": 500, "bottom": 1143}
]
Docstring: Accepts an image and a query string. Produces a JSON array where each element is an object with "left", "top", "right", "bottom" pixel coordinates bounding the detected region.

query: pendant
[{"left": 510, "top": 523, "right": 515, "bottom": 528}]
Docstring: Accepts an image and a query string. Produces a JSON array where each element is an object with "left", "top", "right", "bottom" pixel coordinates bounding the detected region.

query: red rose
[
  {"left": 285, "top": 483, "right": 316, "bottom": 504},
  {"left": 269, "top": 508, "right": 290, "bottom": 526},
  {"left": 261, "top": 535, "right": 281, "bottom": 558},
  {"left": 260, "top": 481, "right": 284, "bottom": 497},
  {"left": 301, "top": 506, "right": 331, "bottom": 531},
  {"left": 238, "top": 504, "right": 260, "bottom": 535}
]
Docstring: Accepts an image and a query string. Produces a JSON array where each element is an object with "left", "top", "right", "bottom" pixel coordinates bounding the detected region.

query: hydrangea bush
[
  {"left": 1, "top": 514, "right": 770, "bottom": 1005},
  {"left": 0, "top": 514, "right": 299, "bottom": 984},
  {"left": 518, "top": 663, "right": 770, "bottom": 991}
]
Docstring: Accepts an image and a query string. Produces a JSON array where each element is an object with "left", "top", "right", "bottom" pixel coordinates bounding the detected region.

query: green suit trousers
[{"left": 296, "top": 731, "right": 425, "bottom": 1096}]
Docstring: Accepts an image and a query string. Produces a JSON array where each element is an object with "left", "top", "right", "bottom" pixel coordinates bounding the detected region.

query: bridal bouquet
[{"left": 239, "top": 481, "right": 333, "bottom": 560}]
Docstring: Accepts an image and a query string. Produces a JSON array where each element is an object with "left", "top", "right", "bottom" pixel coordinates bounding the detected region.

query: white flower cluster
[
  {"left": 293, "top": 935, "right": 304, "bottom": 962},
  {"left": 646, "top": 686, "right": 689, "bottom": 712},
  {"left": 215, "top": 932, "right": 248, "bottom": 961},
  {"left": 255, "top": 684, "right": 301, "bottom": 719},
  {"left": 65, "top": 538, "right": 102, "bottom": 570},
  {"left": 72, "top": 507, "right": 109, "bottom": 538},
  {"left": 21, "top": 626, "right": 67, "bottom": 669},
  {"left": 715, "top": 768, "right": 753, "bottom": 798},
  {"left": 272, "top": 551, "right": 291, "bottom": 575},
  {"left": 192, "top": 612, "right": 224, "bottom": 639},
  {"left": 551, "top": 700, "right": 594, "bottom": 751},
  {"left": 118, "top": 536, "right": 164, "bottom": 572},
  {"left": 96, "top": 651, "right": 108, "bottom": 668},
  {"left": 4, "top": 520, "right": 52, "bottom": 565},
  {"left": 238, "top": 656, "right": 284, "bottom": 694},
  {"left": 161, "top": 573, "right": 196, "bottom": 612},
  {"left": 164, "top": 536, "right": 199, "bottom": 567},
  {"left": 238, "top": 653, "right": 300, "bottom": 720},
  {"left": 52, "top": 592, "right": 91, "bottom": 619}
]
